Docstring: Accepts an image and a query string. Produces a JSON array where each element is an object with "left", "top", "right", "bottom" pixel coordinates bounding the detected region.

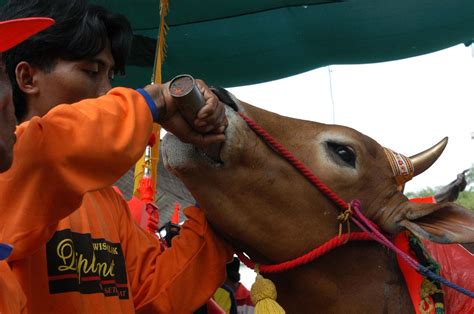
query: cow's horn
[{"left": 410, "top": 137, "right": 448, "bottom": 177}]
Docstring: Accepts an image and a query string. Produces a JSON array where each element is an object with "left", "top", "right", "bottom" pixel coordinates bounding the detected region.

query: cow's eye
[{"left": 327, "top": 142, "right": 356, "bottom": 167}]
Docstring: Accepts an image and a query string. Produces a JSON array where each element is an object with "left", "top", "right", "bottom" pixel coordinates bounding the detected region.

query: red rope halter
[
  {"left": 235, "top": 112, "right": 474, "bottom": 299},
  {"left": 236, "top": 112, "right": 373, "bottom": 273},
  {"left": 237, "top": 232, "right": 372, "bottom": 273}
]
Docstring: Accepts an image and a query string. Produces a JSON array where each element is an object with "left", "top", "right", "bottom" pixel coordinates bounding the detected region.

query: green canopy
[{"left": 5, "top": 1, "right": 474, "bottom": 88}]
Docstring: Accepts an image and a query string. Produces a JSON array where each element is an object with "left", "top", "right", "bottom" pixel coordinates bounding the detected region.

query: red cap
[{"left": 0, "top": 17, "right": 54, "bottom": 52}]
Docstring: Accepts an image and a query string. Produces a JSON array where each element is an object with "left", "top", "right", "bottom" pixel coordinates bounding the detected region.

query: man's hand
[{"left": 143, "top": 79, "right": 227, "bottom": 148}]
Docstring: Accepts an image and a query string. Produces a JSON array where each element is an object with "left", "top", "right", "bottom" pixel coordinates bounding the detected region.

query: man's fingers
[
  {"left": 196, "top": 96, "right": 218, "bottom": 120},
  {"left": 207, "top": 101, "right": 227, "bottom": 132},
  {"left": 195, "top": 79, "right": 209, "bottom": 94},
  {"left": 180, "top": 130, "right": 225, "bottom": 148},
  {"left": 189, "top": 133, "right": 226, "bottom": 148},
  {"left": 160, "top": 78, "right": 228, "bottom": 147},
  {"left": 214, "top": 125, "right": 226, "bottom": 134},
  {"left": 195, "top": 101, "right": 226, "bottom": 132},
  {"left": 162, "top": 114, "right": 226, "bottom": 148}
]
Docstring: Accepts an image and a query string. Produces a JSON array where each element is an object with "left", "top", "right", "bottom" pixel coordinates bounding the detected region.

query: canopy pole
[{"left": 133, "top": 0, "right": 169, "bottom": 201}]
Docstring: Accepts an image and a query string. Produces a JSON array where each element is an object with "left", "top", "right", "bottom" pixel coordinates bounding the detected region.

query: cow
[{"left": 162, "top": 89, "right": 474, "bottom": 313}]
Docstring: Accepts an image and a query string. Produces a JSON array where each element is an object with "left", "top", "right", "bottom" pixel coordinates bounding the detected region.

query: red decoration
[
  {"left": 171, "top": 203, "right": 180, "bottom": 224},
  {"left": 148, "top": 133, "right": 156, "bottom": 147},
  {"left": 137, "top": 176, "right": 154, "bottom": 204}
]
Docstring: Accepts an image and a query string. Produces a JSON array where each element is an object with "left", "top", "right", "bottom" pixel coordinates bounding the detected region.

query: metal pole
[{"left": 328, "top": 66, "right": 336, "bottom": 124}]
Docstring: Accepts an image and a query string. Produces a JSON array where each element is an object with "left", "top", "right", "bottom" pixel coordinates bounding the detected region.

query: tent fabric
[
  {"left": 105, "top": 0, "right": 474, "bottom": 88},
  {"left": 2, "top": 1, "right": 474, "bottom": 88}
]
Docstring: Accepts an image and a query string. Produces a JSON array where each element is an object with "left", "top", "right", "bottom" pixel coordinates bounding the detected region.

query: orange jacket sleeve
[
  {"left": 0, "top": 261, "right": 26, "bottom": 314},
  {"left": 114, "top": 192, "right": 233, "bottom": 313},
  {"left": 0, "top": 87, "right": 153, "bottom": 260}
]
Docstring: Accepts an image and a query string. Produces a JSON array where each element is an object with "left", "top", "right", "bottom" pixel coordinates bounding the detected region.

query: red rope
[
  {"left": 236, "top": 112, "right": 369, "bottom": 273},
  {"left": 237, "top": 232, "right": 372, "bottom": 273},
  {"left": 236, "top": 112, "right": 474, "bottom": 298},
  {"left": 238, "top": 112, "right": 349, "bottom": 211}
]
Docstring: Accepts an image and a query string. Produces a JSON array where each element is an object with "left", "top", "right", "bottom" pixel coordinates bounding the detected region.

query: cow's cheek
[{"left": 219, "top": 111, "right": 258, "bottom": 166}]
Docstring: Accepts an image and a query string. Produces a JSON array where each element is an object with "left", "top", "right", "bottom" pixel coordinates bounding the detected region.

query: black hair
[
  {"left": 0, "top": 0, "right": 133, "bottom": 121},
  {"left": 226, "top": 257, "right": 241, "bottom": 283}
]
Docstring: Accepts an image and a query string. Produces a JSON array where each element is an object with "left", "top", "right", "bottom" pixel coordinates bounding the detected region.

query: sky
[{"left": 227, "top": 43, "right": 474, "bottom": 194}]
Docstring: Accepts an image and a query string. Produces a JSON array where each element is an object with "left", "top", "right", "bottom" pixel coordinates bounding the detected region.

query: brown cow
[{"left": 162, "top": 90, "right": 474, "bottom": 313}]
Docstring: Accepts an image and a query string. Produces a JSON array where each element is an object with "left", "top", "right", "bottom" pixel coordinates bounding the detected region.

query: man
[
  {"left": 0, "top": 15, "right": 54, "bottom": 313},
  {"left": 0, "top": 1, "right": 232, "bottom": 313},
  {"left": 0, "top": 17, "right": 54, "bottom": 172}
]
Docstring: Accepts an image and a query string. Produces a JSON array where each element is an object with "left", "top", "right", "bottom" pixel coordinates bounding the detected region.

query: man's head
[
  {"left": 1, "top": 0, "right": 132, "bottom": 122},
  {"left": 0, "top": 17, "right": 54, "bottom": 172}
]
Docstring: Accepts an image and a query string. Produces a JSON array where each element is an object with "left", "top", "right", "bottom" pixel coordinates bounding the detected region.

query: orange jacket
[
  {"left": 0, "top": 261, "right": 26, "bottom": 313},
  {"left": 0, "top": 87, "right": 232, "bottom": 313}
]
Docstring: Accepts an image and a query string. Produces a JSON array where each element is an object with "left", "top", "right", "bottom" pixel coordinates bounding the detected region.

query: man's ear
[
  {"left": 15, "top": 61, "right": 39, "bottom": 96},
  {"left": 398, "top": 201, "right": 474, "bottom": 244}
]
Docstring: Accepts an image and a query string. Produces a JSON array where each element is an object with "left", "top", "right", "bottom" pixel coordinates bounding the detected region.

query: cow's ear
[{"left": 398, "top": 202, "right": 474, "bottom": 244}]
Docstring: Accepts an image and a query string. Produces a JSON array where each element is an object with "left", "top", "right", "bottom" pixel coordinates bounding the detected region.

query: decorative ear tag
[{"left": 384, "top": 148, "right": 414, "bottom": 187}]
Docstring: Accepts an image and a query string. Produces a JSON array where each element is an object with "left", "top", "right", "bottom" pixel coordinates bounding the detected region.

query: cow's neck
[{"left": 267, "top": 240, "right": 414, "bottom": 313}]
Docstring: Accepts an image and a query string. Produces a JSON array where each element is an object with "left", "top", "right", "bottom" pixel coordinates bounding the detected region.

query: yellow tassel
[
  {"left": 133, "top": 0, "right": 168, "bottom": 197},
  {"left": 250, "top": 274, "right": 286, "bottom": 314},
  {"left": 152, "top": 0, "right": 169, "bottom": 84}
]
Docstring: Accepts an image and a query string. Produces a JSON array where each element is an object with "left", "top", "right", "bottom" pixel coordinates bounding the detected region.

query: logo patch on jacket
[{"left": 46, "top": 229, "right": 129, "bottom": 299}]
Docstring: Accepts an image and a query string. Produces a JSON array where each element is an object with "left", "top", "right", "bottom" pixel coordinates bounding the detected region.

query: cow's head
[{"left": 162, "top": 89, "right": 474, "bottom": 263}]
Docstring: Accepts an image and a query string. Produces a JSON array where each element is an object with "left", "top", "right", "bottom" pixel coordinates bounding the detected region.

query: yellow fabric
[
  {"left": 153, "top": 0, "right": 169, "bottom": 84},
  {"left": 213, "top": 287, "right": 233, "bottom": 314},
  {"left": 133, "top": 0, "right": 168, "bottom": 199}
]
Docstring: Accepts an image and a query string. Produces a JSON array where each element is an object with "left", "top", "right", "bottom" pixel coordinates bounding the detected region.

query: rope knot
[
  {"left": 337, "top": 206, "right": 353, "bottom": 223},
  {"left": 337, "top": 203, "right": 353, "bottom": 240}
]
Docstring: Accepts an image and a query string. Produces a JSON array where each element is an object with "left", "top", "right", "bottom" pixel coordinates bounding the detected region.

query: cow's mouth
[
  {"left": 195, "top": 139, "right": 224, "bottom": 165},
  {"left": 162, "top": 87, "right": 242, "bottom": 170},
  {"left": 189, "top": 87, "right": 240, "bottom": 163},
  {"left": 162, "top": 104, "right": 241, "bottom": 170},
  {"left": 197, "top": 143, "right": 225, "bottom": 165}
]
